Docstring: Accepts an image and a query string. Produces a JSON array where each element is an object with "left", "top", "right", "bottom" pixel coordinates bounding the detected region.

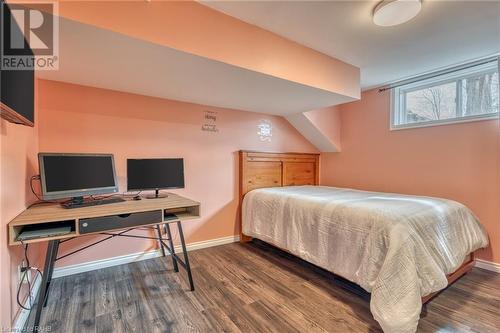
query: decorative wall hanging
[
  {"left": 257, "top": 119, "right": 272, "bottom": 142},
  {"left": 201, "top": 110, "right": 219, "bottom": 133}
]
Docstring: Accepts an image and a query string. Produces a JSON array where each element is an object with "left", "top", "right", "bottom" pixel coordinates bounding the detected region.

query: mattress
[{"left": 242, "top": 185, "right": 488, "bottom": 333}]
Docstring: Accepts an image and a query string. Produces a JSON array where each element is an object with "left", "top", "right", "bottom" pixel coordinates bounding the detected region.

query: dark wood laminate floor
[{"left": 27, "top": 241, "right": 500, "bottom": 333}]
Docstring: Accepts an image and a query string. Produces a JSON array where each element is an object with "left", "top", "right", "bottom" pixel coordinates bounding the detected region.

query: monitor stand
[{"left": 145, "top": 189, "right": 168, "bottom": 199}]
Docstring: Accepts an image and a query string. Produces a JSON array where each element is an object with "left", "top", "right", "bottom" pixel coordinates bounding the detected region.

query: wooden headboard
[{"left": 239, "top": 150, "right": 320, "bottom": 242}]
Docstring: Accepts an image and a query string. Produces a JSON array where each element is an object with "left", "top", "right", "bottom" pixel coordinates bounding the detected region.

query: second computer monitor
[{"left": 127, "top": 158, "right": 184, "bottom": 198}]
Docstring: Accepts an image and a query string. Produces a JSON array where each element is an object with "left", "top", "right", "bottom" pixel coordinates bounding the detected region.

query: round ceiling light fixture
[{"left": 373, "top": 0, "right": 422, "bottom": 27}]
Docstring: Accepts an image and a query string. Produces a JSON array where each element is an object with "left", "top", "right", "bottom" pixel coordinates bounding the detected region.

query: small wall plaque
[
  {"left": 257, "top": 119, "right": 272, "bottom": 142},
  {"left": 202, "top": 110, "right": 219, "bottom": 133}
]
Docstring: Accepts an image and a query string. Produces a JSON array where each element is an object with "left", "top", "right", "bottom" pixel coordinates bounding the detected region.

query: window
[{"left": 391, "top": 61, "right": 499, "bottom": 129}]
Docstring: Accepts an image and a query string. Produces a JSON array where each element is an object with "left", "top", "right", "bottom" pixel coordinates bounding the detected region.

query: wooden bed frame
[{"left": 238, "top": 150, "right": 475, "bottom": 304}]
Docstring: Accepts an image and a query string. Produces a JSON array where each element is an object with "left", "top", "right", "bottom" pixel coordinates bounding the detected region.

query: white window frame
[{"left": 391, "top": 62, "right": 499, "bottom": 130}]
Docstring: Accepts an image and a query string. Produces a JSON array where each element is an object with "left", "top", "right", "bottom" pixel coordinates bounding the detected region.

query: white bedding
[{"left": 242, "top": 186, "right": 488, "bottom": 333}]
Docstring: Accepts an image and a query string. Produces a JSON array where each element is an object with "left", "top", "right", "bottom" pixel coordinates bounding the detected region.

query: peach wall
[
  {"left": 321, "top": 89, "right": 500, "bottom": 263},
  {"left": 51, "top": 1, "right": 359, "bottom": 99},
  {"left": 0, "top": 83, "right": 40, "bottom": 328},
  {"left": 305, "top": 105, "right": 342, "bottom": 151},
  {"left": 37, "top": 79, "right": 317, "bottom": 267}
]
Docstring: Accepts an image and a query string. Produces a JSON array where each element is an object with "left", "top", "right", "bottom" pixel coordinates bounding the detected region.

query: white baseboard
[
  {"left": 12, "top": 273, "right": 42, "bottom": 333},
  {"left": 52, "top": 234, "right": 240, "bottom": 279},
  {"left": 475, "top": 259, "right": 500, "bottom": 273}
]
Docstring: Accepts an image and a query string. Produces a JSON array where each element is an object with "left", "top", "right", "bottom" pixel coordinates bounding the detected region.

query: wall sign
[
  {"left": 257, "top": 119, "right": 272, "bottom": 142},
  {"left": 201, "top": 110, "right": 219, "bottom": 133}
]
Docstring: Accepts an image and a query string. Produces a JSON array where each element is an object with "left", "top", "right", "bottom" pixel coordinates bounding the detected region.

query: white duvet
[{"left": 242, "top": 186, "right": 488, "bottom": 333}]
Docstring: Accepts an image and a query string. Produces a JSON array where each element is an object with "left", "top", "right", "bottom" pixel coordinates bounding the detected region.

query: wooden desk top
[
  {"left": 8, "top": 194, "right": 201, "bottom": 246},
  {"left": 9, "top": 194, "right": 200, "bottom": 227}
]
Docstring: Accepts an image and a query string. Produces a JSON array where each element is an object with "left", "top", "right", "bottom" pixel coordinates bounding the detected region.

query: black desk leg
[
  {"left": 33, "top": 239, "right": 59, "bottom": 332},
  {"left": 156, "top": 224, "right": 166, "bottom": 257},
  {"left": 43, "top": 239, "right": 59, "bottom": 307},
  {"left": 176, "top": 221, "right": 194, "bottom": 291},
  {"left": 164, "top": 223, "right": 179, "bottom": 272}
]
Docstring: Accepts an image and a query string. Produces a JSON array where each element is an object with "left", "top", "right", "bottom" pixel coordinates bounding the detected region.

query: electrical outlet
[{"left": 18, "top": 261, "right": 31, "bottom": 285}]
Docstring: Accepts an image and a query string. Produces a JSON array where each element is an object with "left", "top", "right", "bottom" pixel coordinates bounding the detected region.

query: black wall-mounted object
[
  {"left": 0, "top": 67, "right": 35, "bottom": 126},
  {"left": 0, "top": 2, "right": 35, "bottom": 126}
]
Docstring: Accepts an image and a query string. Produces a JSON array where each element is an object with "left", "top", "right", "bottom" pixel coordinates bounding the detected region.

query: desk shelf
[
  {"left": 164, "top": 205, "right": 200, "bottom": 222},
  {"left": 12, "top": 230, "right": 78, "bottom": 246},
  {"left": 11, "top": 220, "right": 77, "bottom": 245}
]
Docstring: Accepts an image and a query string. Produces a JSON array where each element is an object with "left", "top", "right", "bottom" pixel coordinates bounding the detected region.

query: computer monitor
[
  {"left": 39, "top": 153, "right": 119, "bottom": 200},
  {"left": 127, "top": 158, "right": 184, "bottom": 198}
]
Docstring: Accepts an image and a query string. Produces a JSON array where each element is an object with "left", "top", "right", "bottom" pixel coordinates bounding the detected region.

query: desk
[{"left": 8, "top": 194, "right": 200, "bottom": 332}]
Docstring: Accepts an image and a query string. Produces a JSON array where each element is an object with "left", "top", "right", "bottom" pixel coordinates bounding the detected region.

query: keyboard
[{"left": 62, "top": 197, "right": 126, "bottom": 209}]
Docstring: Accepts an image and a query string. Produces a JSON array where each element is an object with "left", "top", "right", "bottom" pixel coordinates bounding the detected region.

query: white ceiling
[
  {"left": 38, "top": 18, "right": 355, "bottom": 116},
  {"left": 202, "top": 0, "right": 500, "bottom": 90}
]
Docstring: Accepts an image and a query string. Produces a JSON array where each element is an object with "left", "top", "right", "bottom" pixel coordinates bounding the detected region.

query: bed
[{"left": 239, "top": 151, "right": 489, "bottom": 333}]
